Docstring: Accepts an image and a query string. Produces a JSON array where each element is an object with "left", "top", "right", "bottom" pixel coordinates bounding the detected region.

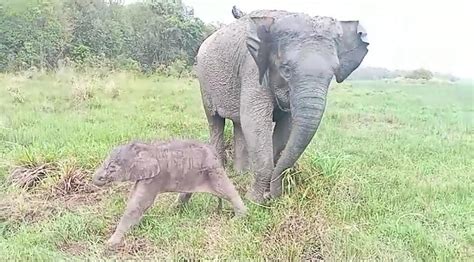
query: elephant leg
[
  {"left": 207, "top": 168, "right": 247, "bottom": 217},
  {"left": 174, "top": 192, "right": 192, "bottom": 208},
  {"left": 232, "top": 122, "right": 249, "bottom": 173},
  {"left": 107, "top": 181, "right": 158, "bottom": 247},
  {"left": 205, "top": 110, "right": 226, "bottom": 166},
  {"left": 273, "top": 112, "right": 291, "bottom": 165},
  {"left": 240, "top": 88, "right": 274, "bottom": 204}
]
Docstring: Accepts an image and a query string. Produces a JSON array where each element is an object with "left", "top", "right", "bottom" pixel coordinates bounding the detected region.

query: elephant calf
[{"left": 92, "top": 139, "right": 247, "bottom": 247}]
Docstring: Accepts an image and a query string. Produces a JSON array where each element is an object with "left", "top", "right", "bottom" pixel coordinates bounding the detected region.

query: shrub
[{"left": 405, "top": 68, "right": 433, "bottom": 80}]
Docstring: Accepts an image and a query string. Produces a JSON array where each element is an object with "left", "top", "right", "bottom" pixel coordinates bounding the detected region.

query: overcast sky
[{"left": 128, "top": 0, "right": 473, "bottom": 78}]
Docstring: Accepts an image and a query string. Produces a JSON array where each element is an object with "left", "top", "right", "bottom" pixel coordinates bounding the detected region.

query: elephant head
[{"left": 245, "top": 13, "right": 369, "bottom": 195}]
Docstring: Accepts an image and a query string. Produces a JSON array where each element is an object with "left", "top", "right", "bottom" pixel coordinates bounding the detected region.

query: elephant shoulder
[
  {"left": 247, "top": 9, "right": 292, "bottom": 19},
  {"left": 197, "top": 32, "right": 218, "bottom": 61}
]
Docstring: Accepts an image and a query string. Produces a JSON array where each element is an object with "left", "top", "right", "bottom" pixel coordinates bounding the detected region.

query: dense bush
[
  {"left": 0, "top": 0, "right": 213, "bottom": 73},
  {"left": 405, "top": 68, "right": 434, "bottom": 80}
]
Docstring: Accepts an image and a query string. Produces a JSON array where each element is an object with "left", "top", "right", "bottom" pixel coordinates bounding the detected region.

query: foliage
[
  {"left": 0, "top": 0, "right": 214, "bottom": 73},
  {"left": 405, "top": 68, "right": 434, "bottom": 80}
]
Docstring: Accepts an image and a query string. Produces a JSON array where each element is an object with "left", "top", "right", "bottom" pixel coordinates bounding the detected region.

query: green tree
[
  {"left": 0, "top": 0, "right": 212, "bottom": 72},
  {"left": 0, "top": 0, "right": 67, "bottom": 71},
  {"left": 406, "top": 68, "right": 434, "bottom": 80}
]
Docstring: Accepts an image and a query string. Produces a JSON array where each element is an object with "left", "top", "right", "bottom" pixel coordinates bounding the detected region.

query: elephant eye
[
  {"left": 279, "top": 63, "right": 292, "bottom": 80},
  {"left": 106, "top": 162, "right": 119, "bottom": 173}
]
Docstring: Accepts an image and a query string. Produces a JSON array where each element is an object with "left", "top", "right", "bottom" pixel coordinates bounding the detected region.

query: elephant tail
[{"left": 232, "top": 6, "right": 246, "bottom": 19}]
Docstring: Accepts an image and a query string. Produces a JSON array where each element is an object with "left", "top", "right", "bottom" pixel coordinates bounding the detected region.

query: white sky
[{"left": 128, "top": 0, "right": 474, "bottom": 78}]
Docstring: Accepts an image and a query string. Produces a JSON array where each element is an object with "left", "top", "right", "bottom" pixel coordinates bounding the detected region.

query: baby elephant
[{"left": 92, "top": 139, "right": 247, "bottom": 247}]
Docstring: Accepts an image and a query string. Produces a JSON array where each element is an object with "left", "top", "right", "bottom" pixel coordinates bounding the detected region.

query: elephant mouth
[
  {"left": 275, "top": 96, "right": 290, "bottom": 112},
  {"left": 271, "top": 88, "right": 290, "bottom": 112}
]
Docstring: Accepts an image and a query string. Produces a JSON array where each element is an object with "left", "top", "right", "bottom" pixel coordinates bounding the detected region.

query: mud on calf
[{"left": 92, "top": 139, "right": 247, "bottom": 248}]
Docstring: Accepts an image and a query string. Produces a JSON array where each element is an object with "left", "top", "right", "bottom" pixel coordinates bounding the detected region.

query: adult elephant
[{"left": 195, "top": 9, "right": 369, "bottom": 203}]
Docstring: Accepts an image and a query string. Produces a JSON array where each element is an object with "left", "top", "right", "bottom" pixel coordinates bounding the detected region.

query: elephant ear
[
  {"left": 127, "top": 142, "right": 161, "bottom": 181},
  {"left": 335, "top": 20, "right": 369, "bottom": 83},
  {"left": 246, "top": 16, "right": 275, "bottom": 85}
]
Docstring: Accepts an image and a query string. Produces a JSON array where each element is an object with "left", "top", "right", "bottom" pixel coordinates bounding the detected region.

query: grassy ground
[{"left": 0, "top": 70, "right": 472, "bottom": 260}]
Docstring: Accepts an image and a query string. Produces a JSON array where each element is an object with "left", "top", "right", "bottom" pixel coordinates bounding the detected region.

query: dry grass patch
[
  {"left": 3, "top": 162, "right": 108, "bottom": 225},
  {"left": 5, "top": 74, "right": 28, "bottom": 103},
  {"left": 201, "top": 214, "right": 232, "bottom": 253},
  {"left": 118, "top": 236, "right": 157, "bottom": 257},
  {"left": 103, "top": 235, "right": 163, "bottom": 260},
  {"left": 8, "top": 163, "right": 57, "bottom": 190},
  {"left": 263, "top": 209, "right": 329, "bottom": 260},
  {"left": 104, "top": 78, "right": 121, "bottom": 99},
  {"left": 51, "top": 167, "right": 98, "bottom": 197},
  {"left": 71, "top": 77, "right": 95, "bottom": 103},
  {"left": 0, "top": 193, "right": 58, "bottom": 224},
  {"left": 57, "top": 241, "right": 91, "bottom": 257}
]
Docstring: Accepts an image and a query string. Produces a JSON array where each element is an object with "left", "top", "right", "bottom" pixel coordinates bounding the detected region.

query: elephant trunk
[{"left": 271, "top": 78, "right": 329, "bottom": 196}]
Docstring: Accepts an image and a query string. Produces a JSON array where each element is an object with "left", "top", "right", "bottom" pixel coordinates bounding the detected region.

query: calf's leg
[
  {"left": 175, "top": 192, "right": 193, "bottom": 207},
  {"left": 176, "top": 192, "right": 223, "bottom": 213},
  {"left": 208, "top": 168, "right": 247, "bottom": 217},
  {"left": 107, "top": 181, "right": 158, "bottom": 247}
]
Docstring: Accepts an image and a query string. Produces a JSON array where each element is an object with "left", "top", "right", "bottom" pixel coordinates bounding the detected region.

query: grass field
[{"left": 0, "top": 70, "right": 472, "bottom": 260}]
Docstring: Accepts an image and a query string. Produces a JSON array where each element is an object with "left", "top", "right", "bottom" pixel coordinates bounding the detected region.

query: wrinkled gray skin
[
  {"left": 196, "top": 8, "right": 369, "bottom": 203},
  {"left": 92, "top": 139, "right": 247, "bottom": 247}
]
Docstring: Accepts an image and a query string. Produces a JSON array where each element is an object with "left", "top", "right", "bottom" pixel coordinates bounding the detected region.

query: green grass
[{"left": 0, "top": 70, "right": 472, "bottom": 260}]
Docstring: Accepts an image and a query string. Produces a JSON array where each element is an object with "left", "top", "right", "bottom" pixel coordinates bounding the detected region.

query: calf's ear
[{"left": 127, "top": 142, "right": 161, "bottom": 181}]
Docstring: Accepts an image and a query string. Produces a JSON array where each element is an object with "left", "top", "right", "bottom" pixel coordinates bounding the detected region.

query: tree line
[
  {"left": 348, "top": 66, "right": 460, "bottom": 82},
  {"left": 0, "top": 0, "right": 217, "bottom": 73}
]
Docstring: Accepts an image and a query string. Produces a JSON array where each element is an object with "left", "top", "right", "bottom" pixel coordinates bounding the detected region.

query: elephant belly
[
  {"left": 196, "top": 21, "right": 250, "bottom": 122},
  {"left": 200, "top": 62, "right": 242, "bottom": 121},
  {"left": 200, "top": 79, "right": 240, "bottom": 121}
]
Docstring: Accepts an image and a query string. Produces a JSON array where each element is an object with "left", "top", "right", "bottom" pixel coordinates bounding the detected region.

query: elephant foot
[
  {"left": 269, "top": 181, "right": 283, "bottom": 199},
  {"left": 245, "top": 189, "right": 265, "bottom": 204},
  {"left": 105, "top": 235, "right": 123, "bottom": 250},
  {"left": 233, "top": 209, "right": 247, "bottom": 219}
]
